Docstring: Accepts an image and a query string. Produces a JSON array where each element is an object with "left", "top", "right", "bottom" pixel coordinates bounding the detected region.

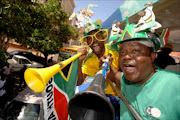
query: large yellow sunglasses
[{"left": 79, "top": 29, "right": 108, "bottom": 47}]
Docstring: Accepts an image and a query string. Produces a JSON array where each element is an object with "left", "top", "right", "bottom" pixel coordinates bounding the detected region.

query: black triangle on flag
[{"left": 62, "top": 62, "right": 72, "bottom": 78}]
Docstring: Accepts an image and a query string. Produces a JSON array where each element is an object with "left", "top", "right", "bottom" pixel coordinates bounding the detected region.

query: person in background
[
  {"left": 1, "top": 63, "right": 14, "bottom": 104},
  {"left": 19, "top": 65, "right": 27, "bottom": 90},
  {"left": 0, "top": 76, "right": 6, "bottom": 110},
  {"left": 2, "top": 63, "right": 11, "bottom": 80},
  {"left": 77, "top": 21, "right": 121, "bottom": 120},
  {"left": 0, "top": 75, "right": 6, "bottom": 96},
  {"left": 48, "top": 56, "right": 53, "bottom": 63},
  {"left": 155, "top": 43, "right": 177, "bottom": 69}
]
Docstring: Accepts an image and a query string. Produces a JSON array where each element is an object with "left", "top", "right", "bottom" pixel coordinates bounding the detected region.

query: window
[{"left": 21, "top": 59, "right": 31, "bottom": 64}]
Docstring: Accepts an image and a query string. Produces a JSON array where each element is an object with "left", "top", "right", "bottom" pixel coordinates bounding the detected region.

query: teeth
[
  {"left": 125, "top": 64, "right": 132, "bottom": 67},
  {"left": 93, "top": 43, "right": 98, "bottom": 47}
]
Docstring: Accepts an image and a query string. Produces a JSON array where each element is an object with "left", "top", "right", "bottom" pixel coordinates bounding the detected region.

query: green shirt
[{"left": 120, "top": 69, "right": 180, "bottom": 120}]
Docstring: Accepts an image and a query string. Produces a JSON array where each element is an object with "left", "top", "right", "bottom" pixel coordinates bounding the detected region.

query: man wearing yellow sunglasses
[{"left": 77, "top": 22, "right": 121, "bottom": 120}]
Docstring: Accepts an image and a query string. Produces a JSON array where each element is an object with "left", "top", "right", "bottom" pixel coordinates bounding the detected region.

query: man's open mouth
[
  {"left": 93, "top": 43, "right": 98, "bottom": 47},
  {"left": 93, "top": 43, "right": 100, "bottom": 52},
  {"left": 123, "top": 63, "right": 136, "bottom": 73}
]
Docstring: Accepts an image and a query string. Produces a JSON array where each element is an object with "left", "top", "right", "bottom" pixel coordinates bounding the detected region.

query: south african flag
[{"left": 42, "top": 54, "right": 80, "bottom": 120}]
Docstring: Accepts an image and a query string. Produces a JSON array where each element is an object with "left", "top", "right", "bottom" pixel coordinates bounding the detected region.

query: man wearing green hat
[
  {"left": 105, "top": 17, "right": 180, "bottom": 119},
  {"left": 77, "top": 21, "right": 121, "bottom": 120}
]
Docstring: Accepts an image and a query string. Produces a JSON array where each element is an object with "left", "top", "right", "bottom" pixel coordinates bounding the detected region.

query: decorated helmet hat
[
  {"left": 83, "top": 19, "right": 102, "bottom": 35},
  {"left": 113, "top": 17, "right": 165, "bottom": 52}
]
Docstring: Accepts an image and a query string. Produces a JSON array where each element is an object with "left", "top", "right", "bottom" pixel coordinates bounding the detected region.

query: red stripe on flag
[
  {"left": 54, "top": 87, "right": 68, "bottom": 120},
  {"left": 163, "top": 29, "right": 169, "bottom": 44}
]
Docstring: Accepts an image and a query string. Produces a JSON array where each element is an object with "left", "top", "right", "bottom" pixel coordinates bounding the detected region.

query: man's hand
[
  {"left": 77, "top": 47, "right": 88, "bottom": 61},
  {"left": 99, "top": 55, "right": 113, "bottom": 69},
  {"left": 123, "top": 11, "right": 129, "bottom": 17},
  {"left": 99, "top": 55, "right": 121, "bottom": 88},
  {"left": 77, "top": 47, "right": 88, "bottom": 86}
]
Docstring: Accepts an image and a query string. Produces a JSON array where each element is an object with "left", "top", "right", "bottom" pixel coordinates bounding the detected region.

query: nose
[
  {"left": 123, "top": 53, "right": 132, "bottom": 60},
  {"left": 92, "top": 36, "right": 98, "bottom": 43}
]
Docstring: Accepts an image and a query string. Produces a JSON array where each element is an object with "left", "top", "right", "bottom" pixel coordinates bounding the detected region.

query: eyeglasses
[{"left": 79, "top": 29, "right": 108, "bottom": 47}]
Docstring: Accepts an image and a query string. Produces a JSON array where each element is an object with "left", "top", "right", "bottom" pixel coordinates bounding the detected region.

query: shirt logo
[{"left": 146, "top": 106, "right": 161, "bottom": 118}]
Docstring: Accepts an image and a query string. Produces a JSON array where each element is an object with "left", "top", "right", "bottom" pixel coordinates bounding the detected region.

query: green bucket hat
[{"left": 112, "top": 17, "right": 167, "bottom": 52}]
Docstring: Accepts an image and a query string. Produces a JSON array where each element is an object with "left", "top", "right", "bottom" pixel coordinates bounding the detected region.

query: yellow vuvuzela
[{"left": 24, "top": 53, "right": 82, "bottom": 93}]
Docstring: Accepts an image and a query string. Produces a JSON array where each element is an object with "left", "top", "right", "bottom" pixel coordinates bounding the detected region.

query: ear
[{"left": 151, "top": 52, "right": 156, "bottom": 63}]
